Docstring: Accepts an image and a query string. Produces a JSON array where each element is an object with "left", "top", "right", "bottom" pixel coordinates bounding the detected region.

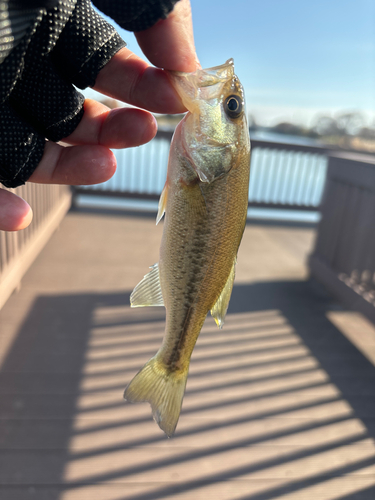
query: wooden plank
[
  {"left": 313, "top": 180, "right": 348, "bottom": 266},
  {"left": 329, "top": 154, "right": 375, "bottom": 191},
  {"left": 352, "top": 191, "right": 375, "bottom": 279},
  {"left": 335, "top": 185, "right": 361, "bottom": 276}
]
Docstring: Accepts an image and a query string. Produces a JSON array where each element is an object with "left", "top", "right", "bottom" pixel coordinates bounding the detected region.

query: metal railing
[
  {"left": 248, "top": 140, "right": 328, "bottom": 210},
  {"left": 309, "top": 151, "right": 375, "bottom": 323},
  {"left": 0, "top": 183, "right": 71, "bottom": 310},
  {"left": 2, "top": 131, "right": 373, "bottom": 326},
  {"left": 74, "top": 131, "right": 330, "bottom": 212},
  {"left": 0, "top": 132, "right": 346, "bottom": 313}
]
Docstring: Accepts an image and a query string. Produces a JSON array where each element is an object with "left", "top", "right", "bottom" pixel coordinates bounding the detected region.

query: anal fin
[
  {"left": 210, "top": 258, "right": 236, "bottom": 329},
  {"left": 130, "top": 263, "right": 164, "bottom": 307}
]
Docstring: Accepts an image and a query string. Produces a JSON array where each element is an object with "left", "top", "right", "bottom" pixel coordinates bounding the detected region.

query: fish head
[{"left": 168, "top": 59, "right": 250, "bottom": 183}]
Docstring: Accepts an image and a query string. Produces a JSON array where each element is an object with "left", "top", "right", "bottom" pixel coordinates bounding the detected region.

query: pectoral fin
[
  {"left": 210, "top": 259, "right": 236, "bottom": 329},
  {"left": 156, "top": 183, "right": 168, "bottom": 225},
  {"left": 130, "top": 263, "right": 164, "bottom": 307}
]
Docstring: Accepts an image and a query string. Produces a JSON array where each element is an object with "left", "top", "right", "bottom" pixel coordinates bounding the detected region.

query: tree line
[{"left": 249, "top": 111, "right": 375, "bottom": 150}]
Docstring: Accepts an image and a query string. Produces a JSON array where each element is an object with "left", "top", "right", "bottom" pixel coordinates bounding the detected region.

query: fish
[{"left": 124, "top": 59, "right": 251, "bottom": 437}]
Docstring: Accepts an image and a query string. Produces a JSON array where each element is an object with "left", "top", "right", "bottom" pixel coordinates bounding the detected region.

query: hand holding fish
[
  {"left": 0, "top": 0, "right": 198, "bottom": 231},
  {"left": 124, "top": 60, "right": 251, "bottom": 437}
]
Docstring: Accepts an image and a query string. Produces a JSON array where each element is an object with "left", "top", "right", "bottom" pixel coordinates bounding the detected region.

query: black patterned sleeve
[
  {"left": 50, "top": 0, "right": 126, "bottom": 89},
  {"left": 0, "top": 0, "right": 126, "bottom": 188},
  {"left": 92, "top": 0, "right": 180, "bottom": 32},
  {"left": 0, "top": 0, "right": 179, "bottom": 188}
]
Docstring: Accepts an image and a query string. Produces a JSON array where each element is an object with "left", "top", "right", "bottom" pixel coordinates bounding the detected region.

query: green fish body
[{"left": 124, "top": 59, "right": 251, "bottom": 437}]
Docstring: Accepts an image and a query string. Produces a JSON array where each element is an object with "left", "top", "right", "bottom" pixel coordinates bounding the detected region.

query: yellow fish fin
[
  {"left": 130, "top": 263, "right": 164, "bottom": 307},
  {"left": 156, "top": 182, "right": 168, "bottom": 225},
  {"left": 124, "top": 356, "right": 188, "bottom": 438},
  {"left": 210, "top": 258, "right": 236, "bottom": 329}
]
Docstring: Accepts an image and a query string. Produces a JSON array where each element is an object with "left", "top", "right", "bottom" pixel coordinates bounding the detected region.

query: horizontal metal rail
[{"left": 72, "top": 188, "right": 321, "bottom": 212}]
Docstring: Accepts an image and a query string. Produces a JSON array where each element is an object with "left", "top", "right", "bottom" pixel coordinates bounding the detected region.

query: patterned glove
[{"left": 0, "top": 0, "right": 178, "bottom": 188}]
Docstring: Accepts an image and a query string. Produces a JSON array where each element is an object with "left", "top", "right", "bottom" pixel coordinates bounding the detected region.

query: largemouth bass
[{"left": 124, "top": 59, "right": 250, "bottom": 437}]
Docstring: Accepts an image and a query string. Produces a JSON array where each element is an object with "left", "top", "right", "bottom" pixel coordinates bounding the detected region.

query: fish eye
[{"left": 224, "top": 95, "right": 243, "bottom": 119}]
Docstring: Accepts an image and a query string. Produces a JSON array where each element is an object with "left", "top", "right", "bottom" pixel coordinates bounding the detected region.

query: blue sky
[{"left": 89, "top": 0, "right": 375, "bottom": 127}]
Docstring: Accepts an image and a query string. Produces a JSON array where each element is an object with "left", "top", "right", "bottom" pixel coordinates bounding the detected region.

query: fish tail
[{"left": 124, "top": 356, "right": 188, "bottom": 438}]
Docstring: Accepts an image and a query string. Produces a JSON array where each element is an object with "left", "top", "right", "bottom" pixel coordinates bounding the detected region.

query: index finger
[
  {"left": 93, "top": 0, "right": 199, "bottom": 115},
  {"left": 135, "top": 0, "right": 199, "bottom": 72},
  {"left": 94, "top": 48, "right": 186, "bottom": 114}
]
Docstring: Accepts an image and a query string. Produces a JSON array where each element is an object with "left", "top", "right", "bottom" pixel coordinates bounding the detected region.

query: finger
[
  {"left": 0, "top": 188, "right": 33, "bottom": 231},
  {"left": 29, "top": 142, "right": 117, "bottom": 186},
  {"left": 94, "top": 47, "right": 187, "bottom": 114},
  {"left": 63, "top": 99, "right": 157, "bottom": 148},
  {"left": 135, "top": 0, "right": 199, "bottom": 72}
]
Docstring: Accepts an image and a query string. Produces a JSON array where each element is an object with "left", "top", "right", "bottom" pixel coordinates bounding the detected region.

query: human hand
[{"left": 0, "top": 0, "right": 199, "bottom": 231}]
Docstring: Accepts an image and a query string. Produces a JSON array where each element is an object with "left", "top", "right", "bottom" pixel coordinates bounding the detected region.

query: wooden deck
[{"left": 1, "top": 207, "right": 375, "bottom": 500}]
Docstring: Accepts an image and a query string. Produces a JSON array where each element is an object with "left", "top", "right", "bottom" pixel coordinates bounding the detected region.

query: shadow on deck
[{"left": 0, "top": 208, "right": 375, "bottom": 499}]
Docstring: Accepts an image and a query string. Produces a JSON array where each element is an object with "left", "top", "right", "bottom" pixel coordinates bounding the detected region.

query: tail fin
[{"left": 124, "top": 356, "right": 188, "bottom": 437}]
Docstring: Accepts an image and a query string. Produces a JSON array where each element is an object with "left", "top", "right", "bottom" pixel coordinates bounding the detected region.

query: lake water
[{"left": 250, "top": 130, "right": 323, "bottom": 146}]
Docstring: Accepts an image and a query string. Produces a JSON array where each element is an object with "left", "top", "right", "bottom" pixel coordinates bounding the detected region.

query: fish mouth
[
  {"left": 167, "top": 59, "right": 236, "bottom": 110},
  {"left": 193, "top": 59, "right": 235, "bottom": 88},
  {"left": 171, "top": 58, "right": 234, "bottom": 83}
]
